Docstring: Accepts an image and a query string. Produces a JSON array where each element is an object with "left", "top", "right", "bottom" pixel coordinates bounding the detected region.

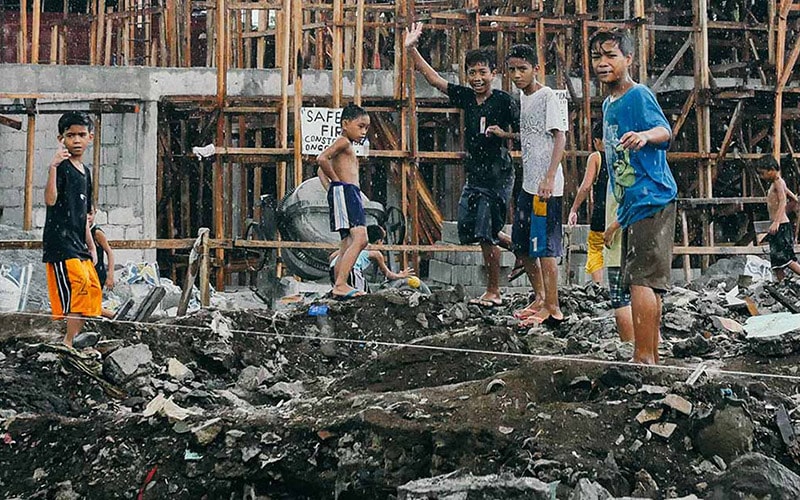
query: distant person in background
[
  {"left": 568, "top": 122, "right": 608, "bottom": 285},
  {"left": 756, "top": 156, "right": 800, "bottom": 281},
  {"left": 328, "top": 225, "right": 416, "bottom": 293},
  {"left": 88, "top": 206, "right": 116, "bottom": 319}
]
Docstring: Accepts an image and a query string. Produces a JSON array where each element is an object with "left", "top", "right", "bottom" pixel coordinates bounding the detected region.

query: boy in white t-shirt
[{"left": 506, "top": 44, "right": 568, "bottom": 327}]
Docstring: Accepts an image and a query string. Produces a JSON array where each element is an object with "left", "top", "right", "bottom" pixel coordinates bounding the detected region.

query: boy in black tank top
[{"left": 43, "top": 112, "right": 102, "bottom": 348}]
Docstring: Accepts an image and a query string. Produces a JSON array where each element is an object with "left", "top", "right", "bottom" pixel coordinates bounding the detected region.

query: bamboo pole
[
  {"left": 19, "top": 0, "right": 28, "bottom": 64},
  {"left": 104, "top": 19, "right": 112, "bottom": 65},
  {"left": 23, "top": 111, "right": 36, "bottom": 230},
  {"left": 353, "top": 0, "right": 365, "bottom": 105},
  {"left": 634, "top": 0, "right": 647, "bottom": 82},
  {"left": 31, "top": 0, "right": 40, "bottom": 64},
  {"left": 694, "top": 0, "right": 712, "bottom": 269},
  {"left": 774, "top": 0, "right": 791, "bottom": 162},
  {"left": 292, "top": 0, "right": 303, "bottom": 187},
  {"left": 332, "top": 0, "right": 343, "bottom": 107},
  {"left": 96, "top": 0, "right": 106, "bottom": 65},
  {"left": 407, "top": 0, "right": 419, "bottom": 269},
  {"left": 93, "top": 113, "right": 102, "bottom": 208},
  {"left": 578, "top": 0, "right": 591, "bottom": 150},
  {"left": 214, "top": 0, "right": 227, "bottom": 289}
]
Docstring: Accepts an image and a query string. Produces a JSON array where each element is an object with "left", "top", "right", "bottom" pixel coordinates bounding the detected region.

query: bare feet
[
  {"left": 518, "top": 307, "right": 564, "bottom": 328},
  {"left": 513, "top": 300, "right": 544, "bottom": 320}
]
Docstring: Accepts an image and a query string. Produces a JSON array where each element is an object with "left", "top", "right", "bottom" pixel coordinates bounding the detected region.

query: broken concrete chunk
[
  {"left": 631, "top": 469, "right": 659, "bottom": 497},
  {"left": 142, "top": 393, "right": 197, "bottom": 421},
  {"left": 661, "top": 394, "right": 693, "bottom": 416},
  {"left": 264, "top": 381, "right": 305, "bottom": 400},
  {"left": 635, "top": 408, "right": 664, "bottom": 425},
  {"left": 649, "top": 422, "right": 677, "bottom": 440},
  {"left": 574, "top": 408, "right": 599, "bottom": 418},
  {"left": 103, "top": 344, "right": 152, "bottom": 384},
  {"left": 711, "top": 316, "right": 744, "bottom": 334},
  {"left": 191, "top": 418, "right": 223, "bottom": 446},
  {"left": 744, "top": 312, "right": 800, "bottom": 339},
  {"left": 167, "top": 358, "right": 194, "bottom": 382},
  {"left": 72, "top": 332, "right": 100, "bottom": 349},
  {"left": 568, "top": 478, "right": 612, "bottom": 500},
  {"left": 236, "top": 365, "right": 273, "bottom": 391},
  {"left": 639, "top": 384, "right": 668, "bottom": 396},
  {"left": 694, "top": 406, "right": 754, "bottom": 463},
  {"left": 397, "top": 473, "right": 551, "bottom": 499},
  {"left": 672, "top": 334, "right": 712, "bottom": 358},
  {"left": 707, "top": 453, "right": 800, "bottom": 499}
]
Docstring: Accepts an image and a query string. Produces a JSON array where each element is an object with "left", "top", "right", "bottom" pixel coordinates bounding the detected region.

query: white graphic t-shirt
[{"left": 520, "top": 86, "right": 568, "bottom": 196}]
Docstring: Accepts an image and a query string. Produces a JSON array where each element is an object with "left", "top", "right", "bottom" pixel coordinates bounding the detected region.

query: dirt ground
[{"left": 1, "top": 283, "right": 800, "bottom": 499}]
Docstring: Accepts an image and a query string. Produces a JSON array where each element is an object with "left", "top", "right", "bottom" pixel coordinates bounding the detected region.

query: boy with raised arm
[{"left": 405, "top": 22, "right": 518, "bottom": 308}]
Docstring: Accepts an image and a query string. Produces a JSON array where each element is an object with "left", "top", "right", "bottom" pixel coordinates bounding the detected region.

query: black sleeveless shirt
[{"left": 590, "top": 152, "right": 608, "bottom": 232}]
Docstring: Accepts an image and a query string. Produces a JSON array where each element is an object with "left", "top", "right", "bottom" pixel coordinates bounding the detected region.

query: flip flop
[
  {"left": 519, "top": 314, "right": 565, "bottom": 328},
  {"left": 469, "top": 296, "right": 503, "bottom": 308},
  {"left": 508, "top": 264, "right": 525, "bottom": 282},
  {"left": 333, "top": 289, "right": 364, "bottom": 301},
  {"left": 513, "top": 306, "right": 540, "bottom": 320}
]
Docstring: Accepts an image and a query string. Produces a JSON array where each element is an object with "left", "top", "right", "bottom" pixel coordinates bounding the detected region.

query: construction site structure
[{"left": 2, "top": 0, "right": 800, "bottom": 291}]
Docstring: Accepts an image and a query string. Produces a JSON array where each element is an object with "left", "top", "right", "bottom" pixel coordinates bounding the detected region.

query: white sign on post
[
  {"left": 300, "top": 107, "right": 368, "bottom": 157},
  {"left": 553, "top": 89, "right": 570, "bottom": 131}
]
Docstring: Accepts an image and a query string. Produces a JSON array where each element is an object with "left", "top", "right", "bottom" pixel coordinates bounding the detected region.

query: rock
[
  {"left": 639, "top": 385, "right": 668, "bottom": 396},
  {"left": 415, "top": 313, "right": 429, "bottom": 328},
  {"left": 596, "top": 452, "right": 630, "bottom": 497},
  {"left": 744, "top": 312, "right": 800, "bottom": 356},
  {"left": 707, "top": 453, "right": 800, "bottom": 499},
  {"left": 191, "top": 418, "right": 223, "bottom": 446},
  {"left": 664, "top": 310, "right": 696, "bottom": 332},
  {"left": 672, "top": 334, "right": 712, "bottom": 358},
  {"left": 397, "top": 473, "right": 551, "bottom": 499},
  {"left": 167, "top": 358, "right": 194, "bottom": 382},
  {"left": 694, "top": 406, "right": 754, "bottom": 463},
  {"left": 320, "top": 341, "right": 337, "bottom": 358},
  {"left": 650, "top": 422, "right": 677, "bottom": 440},
  {"left": 72, "top": 332, "right": 100, "bottom": 349},
  {"left": 0, "top": 351, "right": 5, "bottom": 362},
  {"left": 635, "top": 408, "right": 663, "bottom": 425},
  {"left": 600, "top": 367, "right": 642, "bottom": 388},
  {"left": 225, "top": 429, "right": 245, "bottom": 447},
  {"left": 36, "top": 352, "right": 59, "bottom": 363},
  {"left": 711, "top": 316, "right": 743, "bottom": 334},
  {"left": 263, "top": 381, "right": 305, "bottom": 400},
  {"left": 568, "top": 478, "right": 612, "bottom": 500},
  {"left": 661, "top": 394, "right": 693, "bottom": 416},
  {"left": 631, "top": 469, "right": 659, "bottom": 497},
  {"left": 103, "top": 343, "right": 152, "bottom": 384},
  {"left": 574, "top": 408, "right": 599, "bottom": 418},
  {"left": 236, "top": 365, "right": 273, "bottom": 391},
  {"left": 53, "top": 481, "right": 80, "bottom": 500}
]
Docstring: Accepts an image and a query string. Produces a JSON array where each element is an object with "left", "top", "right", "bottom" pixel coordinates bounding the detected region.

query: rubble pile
[{"left": 2, "top": 267, "right": 800, "bottom": 499}]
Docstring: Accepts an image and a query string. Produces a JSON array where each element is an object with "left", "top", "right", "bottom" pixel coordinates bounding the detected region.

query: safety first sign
[{"left": 300, "top": 107, "right": 368, "bottom": 157}]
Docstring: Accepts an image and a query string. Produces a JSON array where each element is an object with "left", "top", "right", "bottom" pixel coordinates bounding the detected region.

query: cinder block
[
  {"left": 33, "top": 207, "right": 47, "bottom": 228},
  {"left": 499, "top": 250, "right": 516, "bottom": 267},
  {"left": 441, "top": 221, "right": 460, "bottom": 244},
  {"left": 102, "top": 186, "right": 119, "bottom": 206},
  {"left": 99, "top": 165, "right": 118, "bottom": 186},
  {"left": 451, "top": 264, "right": 487, "bottom": 287},
  {"left": 118, "top": 186, "right": 143, "bottom": 210},
  {"left": 1, "top": 189, "right": 22, "bottom": 207},
  {"left": 125, "top": 226, "right": 143, "bottom": 239},
  {"left": 103, "top": 225, "right": 125, "bottom": 240},
  {"left": 428, "top": 259, "right": 453, "bottom": 284},
  {"left": 0, "top": 167, "right": 23, "bottom": 188},
  {"left": 95, "top": 209, "right": 108, "bottom": 225},
  {"left": 107, "top": 206, "right": 135, "bottom": 225},
  {"left": 0, "top": 207, "right": 23, "bottom": 226}
]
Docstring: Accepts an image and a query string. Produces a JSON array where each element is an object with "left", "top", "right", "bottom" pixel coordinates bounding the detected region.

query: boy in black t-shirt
[
  {"left": 405, "top": 22, "right": 518, "bottom": 307},
  {"left": 43, "top": 112, "right": 102, "bottom": 348}
]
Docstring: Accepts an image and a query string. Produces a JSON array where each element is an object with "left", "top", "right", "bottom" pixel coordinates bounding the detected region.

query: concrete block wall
[
  {"left": 0, "top": 111, "right": 152, "bottom": 264},
  {"left": 428, "top": 221, "right": 529, "bottom": 297}
]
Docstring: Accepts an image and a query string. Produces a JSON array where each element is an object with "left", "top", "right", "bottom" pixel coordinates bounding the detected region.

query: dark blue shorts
[
  {"left": 328, "top": 181, "right": 366, "bottom": 238},
  {"left": 511, "top": 191, "right": 563, "bottom": 258},
  {"left": 766, "top": 222, "right": 798, "bottom": 270}
]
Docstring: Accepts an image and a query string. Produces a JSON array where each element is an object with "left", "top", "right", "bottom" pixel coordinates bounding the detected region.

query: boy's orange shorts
[{"left": 46, "top": 258, "right": 102, "bottom": 318}]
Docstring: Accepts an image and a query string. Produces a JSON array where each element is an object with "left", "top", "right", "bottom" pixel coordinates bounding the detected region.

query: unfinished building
[{"left": 1, "top": 0, "right": 800, "bottom": 294}]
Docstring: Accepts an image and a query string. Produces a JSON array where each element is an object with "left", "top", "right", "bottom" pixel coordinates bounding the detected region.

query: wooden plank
[
  {"left": 292, "top": 0, "right": 304, "bottom": 187},
  {"left": 777, "top": 26, "right": 800, "bottom": 92},
  {"left": 93, "top": 113, "right": 102, "bottom": 208},
  {"left": 671, "top": 89, "right": 696, "bottom": 139},
  {"left": 652, "top": 35, "right": 692, "bottom": 92},
  {"left": 332, "top": 0, "right": 343, "bottom": 107},
  {"left": 0, "top": 115, "right": 22, "bottom": 130},
  {"left": 19, "top": 0, "right": 27, "bottom": 64},
  {"left": 716, "top": 100, "right": 744, "bottom": 163},
  {"left": 23, "top": 112, "right": 36, "bottom": 230}
]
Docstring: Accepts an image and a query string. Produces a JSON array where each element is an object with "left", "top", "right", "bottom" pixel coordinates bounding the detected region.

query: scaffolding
[{"left": 3, "top": 0, "right": 800, "bottom": 289}]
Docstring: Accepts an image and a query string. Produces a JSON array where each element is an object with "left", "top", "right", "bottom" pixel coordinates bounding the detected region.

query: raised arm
[{"left": 404, "top": 22, "right": 449, "bottom": 94}]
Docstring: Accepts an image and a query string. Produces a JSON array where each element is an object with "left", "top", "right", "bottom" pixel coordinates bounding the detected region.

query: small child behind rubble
[
  {"left": 756, "top": 156, "right": 800, "bottom": 280},
  {"left": 88, "top": 206, "right": 116, "bottom": 319},
  {"left": 317, "top": 103, "right": 371, "bottom": 300},
  {"left": 328, "top": 225, "right": 415, "bottom": 293}
]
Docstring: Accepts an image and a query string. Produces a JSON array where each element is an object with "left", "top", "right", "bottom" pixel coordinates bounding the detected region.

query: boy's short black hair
[
  {"left": 58, "top": 112, "right": 94, "bottom": 135},
  {"left": 341, "top": 103, "right": 368, "bottom": 123},
  {"left": 506, "top": 44, "right": 538, "bottom": 67},
  {"left": 592, "top": 120, "right": 604, "bottom": 141},
  {"left": 367, "top": 225, "right": 385, "bottom": 244},
  {"left": 756, "top": 155, "right": 781, "bottom": 172},
  {"left": 589, "top": 29, "right": 635, "bottom": 57},
  {"left": 464, "top": 48, "right": 495, "bottom": 71}
]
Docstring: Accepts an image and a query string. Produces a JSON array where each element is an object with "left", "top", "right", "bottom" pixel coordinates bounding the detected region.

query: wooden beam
[
  {"left": 214, "top": 0, "right": 227, "bottom": 290},
  {"left": 716, "top": 100, "right": 744, "bottom": 163},
  {"left": 777, "top": 28, "right": 800, "bottom": 92},
  {"left": 332, "top": 0, "right": 343, "bottom": 107},
  {"left": 671, "top": 89, "right": 696, "bottom": 139},
  {"left": 353, "top": 0, "right": 365, "bottom": 105},
  {"left": 19, "top": 0, "right": 27, "bottom": 64},
  {"left": 93, "top": 113, "right": 102, "bottom": 208},
  {"left": 31, "top": 0, "right": 40, "bottom": 64},
  {"left": 293, "top": 0, "right": 304, "bottom": 187},
  {"left": 0, "top": 115, "right": 22, "bottom": 130},
  {"left": 652, "top": 35, "right": 692, "bottom": 92},
  {"left": 23, "top": 111, "right": 36, "bottom": 230}
]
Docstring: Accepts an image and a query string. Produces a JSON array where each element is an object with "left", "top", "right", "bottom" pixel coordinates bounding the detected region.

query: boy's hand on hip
[{"left": 619, "top": 131, "right": 647, "bottom": 151}]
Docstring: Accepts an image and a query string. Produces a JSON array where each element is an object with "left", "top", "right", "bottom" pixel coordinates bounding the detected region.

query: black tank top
[{"left": 590, "top": 152, "right": 608, "bottom": 232}]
